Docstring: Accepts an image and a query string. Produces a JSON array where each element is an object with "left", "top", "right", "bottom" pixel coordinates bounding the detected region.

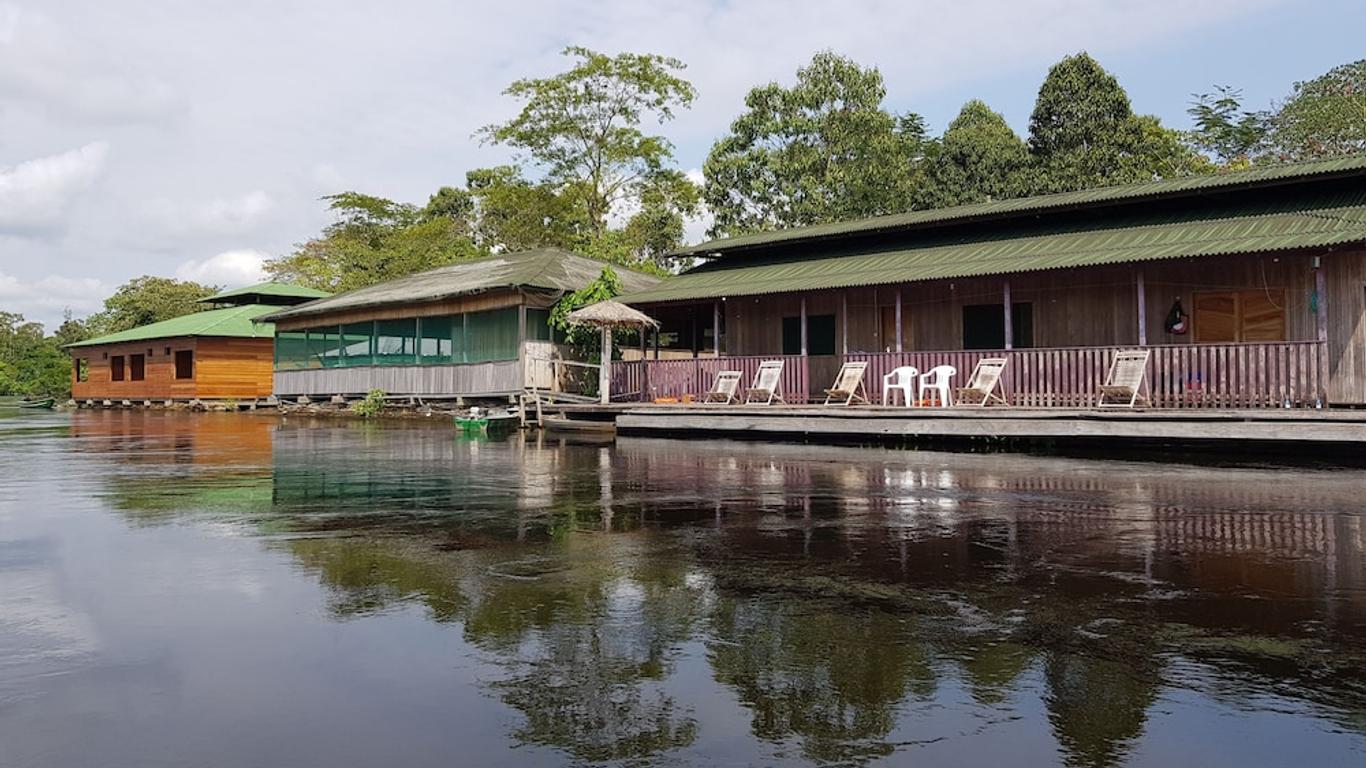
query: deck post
[
  {"left": 691, "top": 306, "right": 699, "bottom": 359},
  {"left": 599, "top": 326, "right": 612, "bottom": 405},
  {"left": 653, "top": 326, "right": 659, "bottom": 361},
  {"left": 517, "top": 302, "right": 527, "bottom": 341},
  {"left": 1315, "top": 257, "right": 1330, "bottom": 405},
  {"left": 841, "top": 291, "right": 849, "bottom": 355},
  {"left": 712, "top": 301, "right": 721, "bottom": 358},
  {"left": 1136, "top": 270, "right": 1147, "bottom": 346},
  {"left": 1003, "top": 280, "right": 1014, "bottom": 350},
  {"left": 895, "top": 288, "right": 903, "bottom": 353},
  {"left": 800, "top": 295, "right": 808, "bottom": 356},
  {"left": 639, "top": 328, "right": 649, "bottom": 402}
]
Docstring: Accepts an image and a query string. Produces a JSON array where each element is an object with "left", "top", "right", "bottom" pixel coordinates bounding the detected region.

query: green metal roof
[
  {"left": 623, "top": 189, "right": 1366, "bottom": 304},
  {"left": 67, "top": 304, "right": 279, "bottom": 348},
  {"left": 202, "top": 282, "right": 330, "bottom": 304},
  {"left": 674, "top": 155, "right": 1366, "bottom": 257},
  {"left": 259, "top": 248, "right": 660, "bottom": 323}
]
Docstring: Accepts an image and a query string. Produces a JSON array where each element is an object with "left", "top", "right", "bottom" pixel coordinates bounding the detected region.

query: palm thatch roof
[{"left": 565, "top": 300, "right": 658, "bottom": 328}]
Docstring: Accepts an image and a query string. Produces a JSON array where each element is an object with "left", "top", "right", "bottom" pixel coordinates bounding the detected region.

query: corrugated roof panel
[
  {"left": 623, "top": 193, "right": 1366, "bottom": 304},
  {"left": 674, "top": 155, "right": 1366, "bottom": 256},
  {"left": 67, "top": 304, "right": 279, "bottom": 348}
]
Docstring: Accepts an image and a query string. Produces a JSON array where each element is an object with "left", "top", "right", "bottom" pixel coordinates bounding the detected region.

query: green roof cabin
[
  {"left": 68, "top": 282, "right": 328, "bottom": 404},
  {"left": 615, "top": 157, "right": 1366, "bottom": 407},
  {"left": 258, "top": 249, "right": 659, "bottom": 401}
]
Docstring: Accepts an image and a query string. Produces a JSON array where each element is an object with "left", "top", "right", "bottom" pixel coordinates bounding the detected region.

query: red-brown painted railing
[
  {"left": 614, "top": 355, "right": 811, "bottom": 403},
  {"left": 846, "top": 341, "right": 1327, "bottom": 408}
]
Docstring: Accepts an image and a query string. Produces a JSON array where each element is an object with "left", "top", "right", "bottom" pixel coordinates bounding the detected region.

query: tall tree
[
  {"left": 703, "top": 51, "right": 929, "bottom": 236},
  {"left": 88, "top": 276, "right": 219, "bottom": 335},
  {"left": 1186, "top": 86, "right": 1269, "bottom": 167},
  {"left": 1027, "top": 53, "right": 1203, "bottom": 192},
  {"left": 0, "top": 313, "right": 70, "bottom": 397},
  {"left": 1267, "top": 59, "right": 1366, "bottom": 160},
  {"left": 464, "top": 166, "right": 585, "bottom": 253},
  {"left": 917, "top": 100, "right": 1030, "bottom": 208},
  {"left": 265, "top": 192, "right": 479, "bottom": 292},
  {"left": 479, "top": 46, "right": 697, "bottom": 240}
]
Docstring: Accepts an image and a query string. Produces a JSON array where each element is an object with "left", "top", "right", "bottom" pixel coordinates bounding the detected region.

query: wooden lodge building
[
  {"left": 261, "top": 248, "right": 659, "bottom": 400},
  {"left": 616, "top": 157, "right": 1366, "bottom": 408},
  {"left": 68, "top": 282, "right": 329, "bottom": 404}
]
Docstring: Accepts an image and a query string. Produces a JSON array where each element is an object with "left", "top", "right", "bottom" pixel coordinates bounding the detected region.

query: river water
[{"left": 1, "top": 411, "right": 1363, "bottom": 767}]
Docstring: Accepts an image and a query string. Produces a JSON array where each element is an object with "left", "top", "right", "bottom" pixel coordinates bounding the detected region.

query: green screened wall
[{"left": 275, "top": 307, "right": 555, "bottom": 370}]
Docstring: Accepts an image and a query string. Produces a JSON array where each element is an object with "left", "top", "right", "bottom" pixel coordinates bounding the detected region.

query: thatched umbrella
[{"left": 565, "top": 300, "right": 659, "bottom": 404}]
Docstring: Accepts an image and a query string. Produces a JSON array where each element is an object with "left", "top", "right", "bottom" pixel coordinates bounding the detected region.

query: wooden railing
[
  {"left": 846, "top": 341, "right": 1328, "bottom": 408},
  {"left": 616, "top": 355, "right": 811, "bottom": 403}
]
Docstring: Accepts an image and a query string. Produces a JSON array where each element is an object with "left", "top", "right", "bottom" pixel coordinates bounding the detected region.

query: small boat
[
  {"left": 455, "top": 415, "right": 489, "bottom": 432},
  {"left": 0, "top": 397, "right": 55, "bottom": 410},
  {"left": 542, "top": 415, "right": 616, "bottom": 436}
]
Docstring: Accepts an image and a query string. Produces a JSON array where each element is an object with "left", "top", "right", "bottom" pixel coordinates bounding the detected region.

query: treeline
[
  {"left": 5, "top": 50, "right": 1363, "bottom": 398},
  {"left": 265, "top": 50, "right": 1366, "bottom": 292}
]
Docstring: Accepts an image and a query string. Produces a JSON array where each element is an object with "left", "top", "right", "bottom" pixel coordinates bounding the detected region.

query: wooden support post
[
  {"left": 713, "top": 301, "right": 721, "bottom": 358},
  {"left": 1003, "top": 280, "right": 1014, "bottom": 351},
  {"left": 1136, "top": 270, "right": 1147, "bottom": 346},
  {"left": 1315, "top": 257, "right": 1330, "bottom": 405},
  {"left": 800, "top": 295, "right": 808, "bottom": 357},
  {"left": 599, "top": 325, "right": 611, "bottom": 405},
  {"left": 841, "top": 291, "right": 849, "bottom": 355},
  {"left": 517, "top": 302, "right": 527, "bottom": 341},
  {"left": 691, "top": 307, "right": 699, "bottom": 359},
  {"left": 653, "top": 326, "right": 660, "bottom": 360},
  {"left": 895, "top": 288, "right": 903, "bottom": 353}
]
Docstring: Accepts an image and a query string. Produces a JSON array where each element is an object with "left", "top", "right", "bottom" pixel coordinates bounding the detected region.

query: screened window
[
  {"left": 76, "top": 358, "right": 89, "bottom": 382},
  {"left": 962, "top": 304, "right": 1033, "bottom": 350},
  {"left": 465, "top": 307, "right": 519, "bottom": 362},
  {"left": 308, "top": 328, "right": 342, "bottom": 368},
  {"left": 111, "top": 355, "right": 126, "bottom": 381},
  {"left": 129, "top": 353, "right": 146, "bottom": 381},
  {"left": 174, "top": 350, "right": 194, "bottom": 379},
  {"left": 375, "top": 319, "right": 417, "bottom": 365},
  {"left": 275, "top": 331, "right": 309, "bottom": 370},
  {"left": 419, "top": 316, "right": 455, "bottom": 364},
  {"left": 341, "top": 323, "right": 373, "bottom": 366},
  {"left": 781, "top": 314, "right": 836, "bottom": 355},
  {"left": 525, "top": 308, "right": 554, "bottom": 342}
]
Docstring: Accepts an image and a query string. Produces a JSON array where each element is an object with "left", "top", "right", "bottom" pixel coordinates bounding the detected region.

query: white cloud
[
  {"left": 0, "top": 271, "right": 109, "bottom": 322},
  {"left": 144, "top": 190, "right": 276, "bottom": 238},
  {"left": 0, "top": 142, "right": 109, "bottom": 234},
  {"left": 174, "top": 249, "right": 268, "bottom": 287}
]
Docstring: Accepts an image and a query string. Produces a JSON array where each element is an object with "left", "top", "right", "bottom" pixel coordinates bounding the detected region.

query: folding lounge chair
[
  {"left": 1097, "top": 349, "right": 1151, "bottom": 408},
  {"left": 823, "top": 361, "right": 869, "bottom": 405},
  {"left": 701, "top": 370, "right": 743, "bottom": 404},
  {"left": 954, "top": 357, "right": 1008, "bottom": 407},
  {"left": 744, "top": 360, "right": 786, "bottom": 405}
]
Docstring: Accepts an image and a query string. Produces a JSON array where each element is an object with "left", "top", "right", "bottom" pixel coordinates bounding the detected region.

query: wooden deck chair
[
  {"left": 1097, "top": 349, "right": 1151, "bottom": 408},
  {"left": 744, "top": 360, "right": 786, "bottom": 405},
  {"left": 823, "top": 361, "right": 869, "bottom": 405},
  {"left": 954, "top": 357, "right": 1009, "bottom": 407},
  {"left": 701, "top": 370, "right": 744, "bottom": 404}
]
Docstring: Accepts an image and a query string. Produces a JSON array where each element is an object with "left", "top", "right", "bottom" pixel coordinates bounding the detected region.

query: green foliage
[
  {"left": 479, "top": 46, "right": 697, "bottom": 239},
  {"left": 1186, "top": 86, "right": 1269, "bottom": 167},
  {"left": 917, "top": 100, "right": 1031, "bottom": 207},
  {"left": 703, "top": 51, "right": 930, "bottom": 237},
  {"left": 265, "top": 191, "right": 481, "bottom": 292},
  {"left": 0, "top": 312, "right": 71, "bottom": 397},
  {"left": 550, "top": 266, "right": 625, "bottom": 358},
  {"left": 352, "top": 389, "right": 387, "bottom": 418},
  {"left": 466, "top": 165, "right": 586, "bottom": 253},
  {"left": 87, "top": 276, "right": 218, "bottom": 336},
  {"left": 1267, "top": 59, "right": 1366, "bottom": 160}
]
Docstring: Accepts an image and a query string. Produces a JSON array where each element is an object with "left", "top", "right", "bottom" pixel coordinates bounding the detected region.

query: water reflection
[{"left": 4, "top": 410, "right": 1364, "bottom": 767}]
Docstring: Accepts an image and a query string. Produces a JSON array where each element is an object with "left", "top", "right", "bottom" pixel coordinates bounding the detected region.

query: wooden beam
[
  {"left": 895, "top": 288, "right": 903, "bottom": 353},
  {"left": 598, "top": 326, "right": 611, "bottom": 405},
  {"left": 800, "top": 295, "right": 808, "bottom": 357},
  {"left": 691, "top": 306, "right": 699, "bottom": 359},
  {"left": 1003, "top": 280, "right": 1014, "bottom": 351},
  {"left": 1136, "top": 270, "right": 1147, "bottom": 346},
  {"left": 1315, "top": 257, "right": 1330, "bottom": 405},
  {"left": 713, "top": 301, "right": 721, "bottom": 358},
  {"left": 841, "top": 291, "right": 849, "bottom": 355}
]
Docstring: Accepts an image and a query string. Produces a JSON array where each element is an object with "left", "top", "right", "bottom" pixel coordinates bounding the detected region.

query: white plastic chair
[
  {"left": 882, "top": 366, "right": 918, "bottom": 406},
  {"left": 918, "top": 365, "right": 956, "bottom": 407}
]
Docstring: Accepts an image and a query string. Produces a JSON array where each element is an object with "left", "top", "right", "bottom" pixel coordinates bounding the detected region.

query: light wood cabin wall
[{"left": 71, "top": 337, "right": 275, "bottom": 401}]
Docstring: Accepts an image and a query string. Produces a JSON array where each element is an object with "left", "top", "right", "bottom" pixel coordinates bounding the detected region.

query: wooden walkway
[{"left": 551, "top": 403, "right": 1366, "bottom": 451}]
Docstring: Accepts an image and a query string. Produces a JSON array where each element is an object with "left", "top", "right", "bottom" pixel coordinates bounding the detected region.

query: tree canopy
[
  {"left": 1267, "top": 59, "right": 1366, "bottom": 160},
  {"left": 88, "top": 276, "right": 220, "bottom": 336},
  {"left": 917, "top": 100, "right": 1030, "bottom": 208},
  {"left": 703, "top": 51, "right": 929, "bottom": 237}
]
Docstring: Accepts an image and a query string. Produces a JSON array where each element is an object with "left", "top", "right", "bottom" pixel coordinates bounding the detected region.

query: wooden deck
[{"left": 551, "top": 402, "right": 1366, "bottom": 453}]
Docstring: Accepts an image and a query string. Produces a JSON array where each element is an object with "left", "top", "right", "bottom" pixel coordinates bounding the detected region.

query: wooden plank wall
[
  {"left": 1327, "top": 247, "right": 1366, "bottom": 404},
  {"left": 273, "top": 288, "right": 545, "bottom": 331},
  {"left": 71, "top": 337, "right": 274, "bottom": 401},
  {"left": 272, "top": 360, "right": 522, "bottom": 398}
]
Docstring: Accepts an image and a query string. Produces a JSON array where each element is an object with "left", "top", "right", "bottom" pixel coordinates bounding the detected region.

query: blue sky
[{"left": 1, "top": 0, "right": 1362, "bottom": 328}]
